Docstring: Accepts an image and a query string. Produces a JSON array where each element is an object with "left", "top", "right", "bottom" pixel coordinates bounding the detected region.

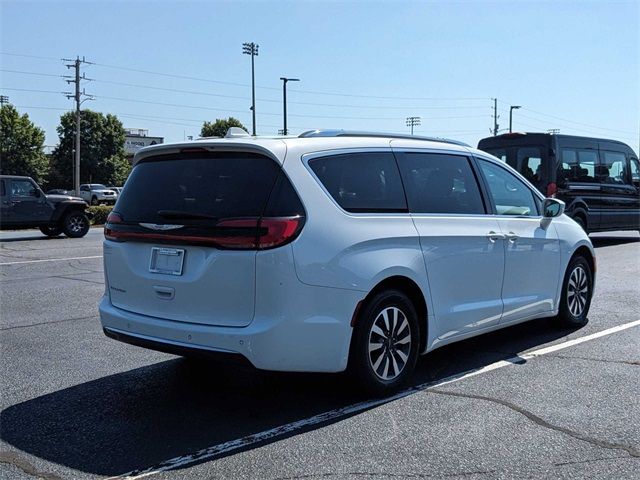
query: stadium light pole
[
  {"left": 509, "top": 105, "right": 521, "bottom": 133},
  {"left": 280, "top": 77, "right": 299, "bottom": 136},
  {"left": 406, "top": 116, "right": 421, "bottom": 135},
  {"left": 242, "top": 42, "right": 259, "bottom": 136}
]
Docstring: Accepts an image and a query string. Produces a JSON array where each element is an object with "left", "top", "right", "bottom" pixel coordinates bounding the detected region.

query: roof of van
[
  {"left": 478, "top": 132, "right": 632, "bottom": 147},
  {"left": 133, "top": 132, "right": 474, "bottom": 165}
]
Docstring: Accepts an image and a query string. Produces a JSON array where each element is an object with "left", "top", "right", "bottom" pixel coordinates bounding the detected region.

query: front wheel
[
  {"left": 556, "top": 255, "right": 593, "bottom": 327},
  {"left": 40, "top": 226, "right": 63, "bottom": 237},
  {"left": 350, "top": 290, "right": 420, "bottom": 395},
  {"left": 63, "top": 211, "right": 90, "bottom": 238}
]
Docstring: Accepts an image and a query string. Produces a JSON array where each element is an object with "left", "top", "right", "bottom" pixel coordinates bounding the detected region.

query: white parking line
[
  {"left": 111, "top": 318, "right": 640, "bottom": 480},
  {"left": 0, "top": 256, "right": 102, "bottom": 266}
]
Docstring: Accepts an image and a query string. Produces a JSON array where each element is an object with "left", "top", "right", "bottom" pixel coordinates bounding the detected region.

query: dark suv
[
  {"left": 478, "top": 133, "right": 640, "bottom": 233},
  {"left": 0, "top": 175, "right": 92, "bottom": 238}
]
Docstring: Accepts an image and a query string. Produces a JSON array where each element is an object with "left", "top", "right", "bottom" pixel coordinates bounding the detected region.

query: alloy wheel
[
  {"left": 368, "top": 306, "right": 412, "bottom": 381},
  {"left": 567, "top": 265, "right": 589, "bottom": 317}
]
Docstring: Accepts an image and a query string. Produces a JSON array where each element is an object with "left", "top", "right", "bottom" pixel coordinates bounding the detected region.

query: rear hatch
[{"left": 103, "top": 150, "right": 304, "bottom": 327}]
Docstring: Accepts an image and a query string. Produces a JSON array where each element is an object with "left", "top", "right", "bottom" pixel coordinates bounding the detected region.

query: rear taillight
[
  {"left": 546, "top": 182, "right": 557, "bottom": 198},
  {"left": 103, "top": 215, "right": 304, "bottom": 250}
]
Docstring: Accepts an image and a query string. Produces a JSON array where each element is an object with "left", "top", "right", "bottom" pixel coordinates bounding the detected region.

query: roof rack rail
[{"left": 298, "top": 129, "right": 470, "bottom": 147}]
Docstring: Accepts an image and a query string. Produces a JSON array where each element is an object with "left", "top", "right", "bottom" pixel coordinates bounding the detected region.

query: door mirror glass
[{"left": 543, "top": 198, "right": 565, "bottom": 218}]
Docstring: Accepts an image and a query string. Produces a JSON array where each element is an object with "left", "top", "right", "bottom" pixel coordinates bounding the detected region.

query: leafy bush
[{"left": 88, "top": 205, "right": 113, "bottom": 225}]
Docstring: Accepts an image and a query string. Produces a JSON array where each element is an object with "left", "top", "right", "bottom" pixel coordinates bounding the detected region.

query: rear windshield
[{"left": 115, "top": 152, "right": 282, "bottom": 223}]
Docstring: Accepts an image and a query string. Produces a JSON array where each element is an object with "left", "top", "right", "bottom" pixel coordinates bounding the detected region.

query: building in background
[{"left": 124, "top": 128, "right": 164, "bottom": 163}]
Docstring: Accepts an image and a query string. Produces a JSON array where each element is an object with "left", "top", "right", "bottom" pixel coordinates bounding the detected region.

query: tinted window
[
  {"left": 309, "top": 152, "right": 407, "bottom": 213},
  {"left": 263, "top": 171, "right": 305, "bottom": 217},
  {"left": 485, "top": 148, "right": 507, "bottom": 162},
  {"left": 516, "top": 147, "right": 544, "bottom": 188},
  {"left": 478, "top": 160, "right": 539, "bottom": 216},
  {"left": 558, "top": 149, "right": 597, "bottom": 183},
  {"left": 116, "top": 152, "right": 282, "bottom": 223},
  {"left": 631, "top": 158, "right": 640, "bottom": 183},
  {"left": 599, "top": 151, "right": 628, "bottom": 185},
  {"left": 11, "top": 180, "right": 37, "bottom": 197},
  {"left": 396, "top": 153, "right": 485, "bottom": 214},
  {"left": 0, "top": 180, "right": 5, "bottom": 196}
]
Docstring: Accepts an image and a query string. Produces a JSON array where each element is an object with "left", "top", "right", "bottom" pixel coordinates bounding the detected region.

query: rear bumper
[{"left": 99, "top": 278, "right": 361, "bottom": 372}]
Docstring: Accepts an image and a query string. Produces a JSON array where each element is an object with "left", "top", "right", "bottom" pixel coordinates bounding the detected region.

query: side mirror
[{"left": 543, "top": 198, "right": 565, "bottom": 218}]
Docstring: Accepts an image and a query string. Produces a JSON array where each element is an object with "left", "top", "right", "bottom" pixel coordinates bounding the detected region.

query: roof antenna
[{"left": 225, "top": 127, "right": 250, "bottom": 138}]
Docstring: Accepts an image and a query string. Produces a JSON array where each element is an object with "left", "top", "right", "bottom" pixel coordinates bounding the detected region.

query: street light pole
[
  {"left": 242, "top": 42, "right": 259, "bottom": 136},
  {"left": 509, "top": 105, "right": 521, "bottom": 133},
  {"left": 280, "top": 77, "right": 299, "bottom": 136}
]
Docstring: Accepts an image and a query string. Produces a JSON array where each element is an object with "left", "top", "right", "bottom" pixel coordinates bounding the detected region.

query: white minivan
[{"left": 99, "top": 130, "right": 595, "bottom": 393}]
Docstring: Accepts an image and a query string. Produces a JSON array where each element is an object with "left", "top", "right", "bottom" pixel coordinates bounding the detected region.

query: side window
[
  {"left": 396, "top": 153, "right": 485, "bottom": 214},
  {"left": 599, "top": 151, "right": 628, "bottom": 185},
  {"left": 0, "top": 180, "right": 5, "bottom": 197},
  {"left": 308, "top": 152, "right": 407, "bottom": 213},
  {"left": 631, "top": 158, "right": 640, "bottom": 184},
  {"left": 11, "top": 179, "right": 38, "bottom": 197},
  {"left": 558, "top": 149, "right": 597, "bottom": 183},
  {"left": 478, "top": 160, "right": 539, "bottom": 216},
  {"left": 485, "top": 148, "right": 507, "bottom": 162}
]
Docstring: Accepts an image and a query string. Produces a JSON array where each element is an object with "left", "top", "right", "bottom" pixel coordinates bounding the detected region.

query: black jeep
[{"left": 0, "top": 175, "right": 92, "bottom": 238}]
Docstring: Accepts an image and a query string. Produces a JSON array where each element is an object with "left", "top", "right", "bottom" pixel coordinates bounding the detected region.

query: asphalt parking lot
[{"left": 0, "top": 227, "right": 638, "bottom": 480}]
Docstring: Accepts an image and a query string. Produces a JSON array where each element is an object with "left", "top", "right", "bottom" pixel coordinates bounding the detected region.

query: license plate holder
[{"left": 149, "top": 247, "right": 185, "bottom": 276}]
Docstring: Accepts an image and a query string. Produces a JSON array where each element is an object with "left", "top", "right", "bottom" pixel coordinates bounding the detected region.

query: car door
[
  {"left": 393, "top": 148, "right": 505, "bottom": 339},
  {"left": 0, "top": 179, "right": 12, "bottom": 226},
  {"left": 597, "top": 149, "right": 639, "bottom": 230},
  {"left": 9, "top": 178, "right": 53, "bottom": 225},
  {"left": 475, "top": 158, "right": 561, "bottom": 322}
]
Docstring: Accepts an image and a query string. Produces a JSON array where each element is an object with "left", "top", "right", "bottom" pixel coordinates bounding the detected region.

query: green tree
[
  {"left": 0, "top": 104, "right": 49, "bottom": 184},
  {"left": 49, "top": 110, "right": 130, "bottom": 187},
  {"left": 201, "top": 117, "right": 247, "bottom": 138}
]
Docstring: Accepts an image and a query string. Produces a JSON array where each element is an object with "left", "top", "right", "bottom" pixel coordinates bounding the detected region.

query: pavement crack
[
  {"left": 0, "top": 450, "right": 63, "bottom": 480},
  {"left": 546, "top": 353, "right": 640, "bottom": 367},
  {"left": 0, "top": 314, "right": 97, "bottom": 331},
  {"left": 428, "top": 389, "right": 640, "bottom": 458},
  {"left": 553, "top": 455, "right": 627, "bottom": 467},
  {"left": 269, "top": 469, "right": 496, "bottom": 479}
]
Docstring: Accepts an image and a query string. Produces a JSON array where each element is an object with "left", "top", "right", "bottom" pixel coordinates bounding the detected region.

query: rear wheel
[
  {"left": 556, "top": 255, "right": 593, "bottom": 327},
  {"left": 39, "top": 226, "right": 63, "bottom": 237},
  {"left": 63, "top": 211, "right": 90, "bottom": 238},
  {"left": 350, "top": 290, "right": 419, "bottom": 395},
  {"left": 573, "top": 214, "right": 587, "bottom": 233},
  {"left": 91, "top": 196, "right": 99, "bottom": 206}
]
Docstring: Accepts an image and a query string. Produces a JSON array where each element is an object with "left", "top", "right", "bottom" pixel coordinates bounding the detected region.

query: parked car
[
  {"left": 477, "top": 133, "right": 640, "bottom": 233},
  {"left": 0, "top": 175, "right": 92, "bottom": 237},
  {"left": 79, "top": 184, "right": 118, "bottom": 205},
  {"left": 108, "top": 186, "right": 123, "bottom": 196},
  {"left": 100, "top": 130, "right": 595, "bottom": 393}
]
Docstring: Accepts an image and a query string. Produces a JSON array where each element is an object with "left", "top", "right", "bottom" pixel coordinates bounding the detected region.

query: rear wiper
[{"left": 157, "top": 210, "right": 218, "bottom": 221}]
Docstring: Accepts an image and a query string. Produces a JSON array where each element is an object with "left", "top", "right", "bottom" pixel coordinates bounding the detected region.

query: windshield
[{"left": 91, "top": 184, "right": 107, "bottom": 189}]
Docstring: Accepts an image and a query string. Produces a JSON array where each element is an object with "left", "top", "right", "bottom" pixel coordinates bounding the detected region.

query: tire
[
  {"left": 556, "top": 255, "right": 593, "bottom": 328},
  {"left": 62, "top": 211, "right": 90, "bottom": 238},
  {"left": 91, "top": 196, "right": 99, "bottom": 206},
  {"left": 39, "top": 226, "right": 63, "bottom": 237},
  {"left": 350, "top": 289, "right": 420, "bottom": 395}
]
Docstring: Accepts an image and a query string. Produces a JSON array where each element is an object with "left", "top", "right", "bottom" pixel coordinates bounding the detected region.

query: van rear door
[{"left": 103, "top": 151, "right": 283, "bottom": 328}]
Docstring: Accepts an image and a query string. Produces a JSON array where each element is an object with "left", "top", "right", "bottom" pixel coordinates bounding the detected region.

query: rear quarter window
[{"left": 308, "top": 152, "right": 407, "bottom": 213}]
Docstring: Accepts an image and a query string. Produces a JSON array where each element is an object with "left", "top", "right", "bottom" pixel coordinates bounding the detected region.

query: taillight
[
  {"left": 258, "top": 217, "right": 304, "bottom": 249},
  {"left": 546, "top": 182, "right": 557, "bottom": 198},
  {"left": 104, "top": 212, "right": 123, "bottom": 241}
]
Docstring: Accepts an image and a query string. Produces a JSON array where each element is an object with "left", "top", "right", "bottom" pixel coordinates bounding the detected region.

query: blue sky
[{"left": 1, "top": 1, "right": 638, "bottom": 152}]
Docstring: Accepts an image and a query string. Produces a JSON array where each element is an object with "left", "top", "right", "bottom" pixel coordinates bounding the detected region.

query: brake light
[
  {"left": 104, "top": 212, "right": 123, "bottom": 241},
  {"left": 546, "top": 182, "right": 557, "bottom": 198},
  {"left": 258, "top": 217, "right": 303, "bottom": 249}
]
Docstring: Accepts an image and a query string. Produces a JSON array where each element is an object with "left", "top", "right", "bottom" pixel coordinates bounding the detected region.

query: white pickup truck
[{"left": 79, "top": 184, "right": 118, "bottom": 205}]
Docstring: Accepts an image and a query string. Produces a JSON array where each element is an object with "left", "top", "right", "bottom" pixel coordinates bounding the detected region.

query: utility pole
[
  {"left": 280, "top": 77, "right": 299, "bottom": 136},
  {"left": 509, "top": 105, "right": 521, "bottom": 133},
  {"left": 492, "top": 98, "right": 499, "bottom": 136},
  {"left": 406, "top": 116, "right": 421, "bottom": 135},
  {"left": 242, "top": 42, "right": 259, "bottom": 136},
  {"left": 0, "top": 95, "right": 9, "bottom": 107},
  {"left": 63, "top": 56, "right": 93, "bottom": 194}
]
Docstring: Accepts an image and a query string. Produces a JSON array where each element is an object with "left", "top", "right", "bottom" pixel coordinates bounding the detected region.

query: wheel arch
[{"left": 355, "top": 275, "right": 429, "bottom": 354}]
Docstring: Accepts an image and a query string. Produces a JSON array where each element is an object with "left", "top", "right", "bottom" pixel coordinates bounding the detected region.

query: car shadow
[
  {"left": 0, "top": 317, "right": 580, "bottom": 477},
  {"left": 590, "top": 234, "right": 639, "bottom": 248}
]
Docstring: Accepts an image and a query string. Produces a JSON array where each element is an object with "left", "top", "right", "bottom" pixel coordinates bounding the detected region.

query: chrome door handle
[
  {"left": 506, "top": 232, "right": 519, "bottom": 242},
  {"left": 487, "top": 231, "right": 506, "bottom": 242}
]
